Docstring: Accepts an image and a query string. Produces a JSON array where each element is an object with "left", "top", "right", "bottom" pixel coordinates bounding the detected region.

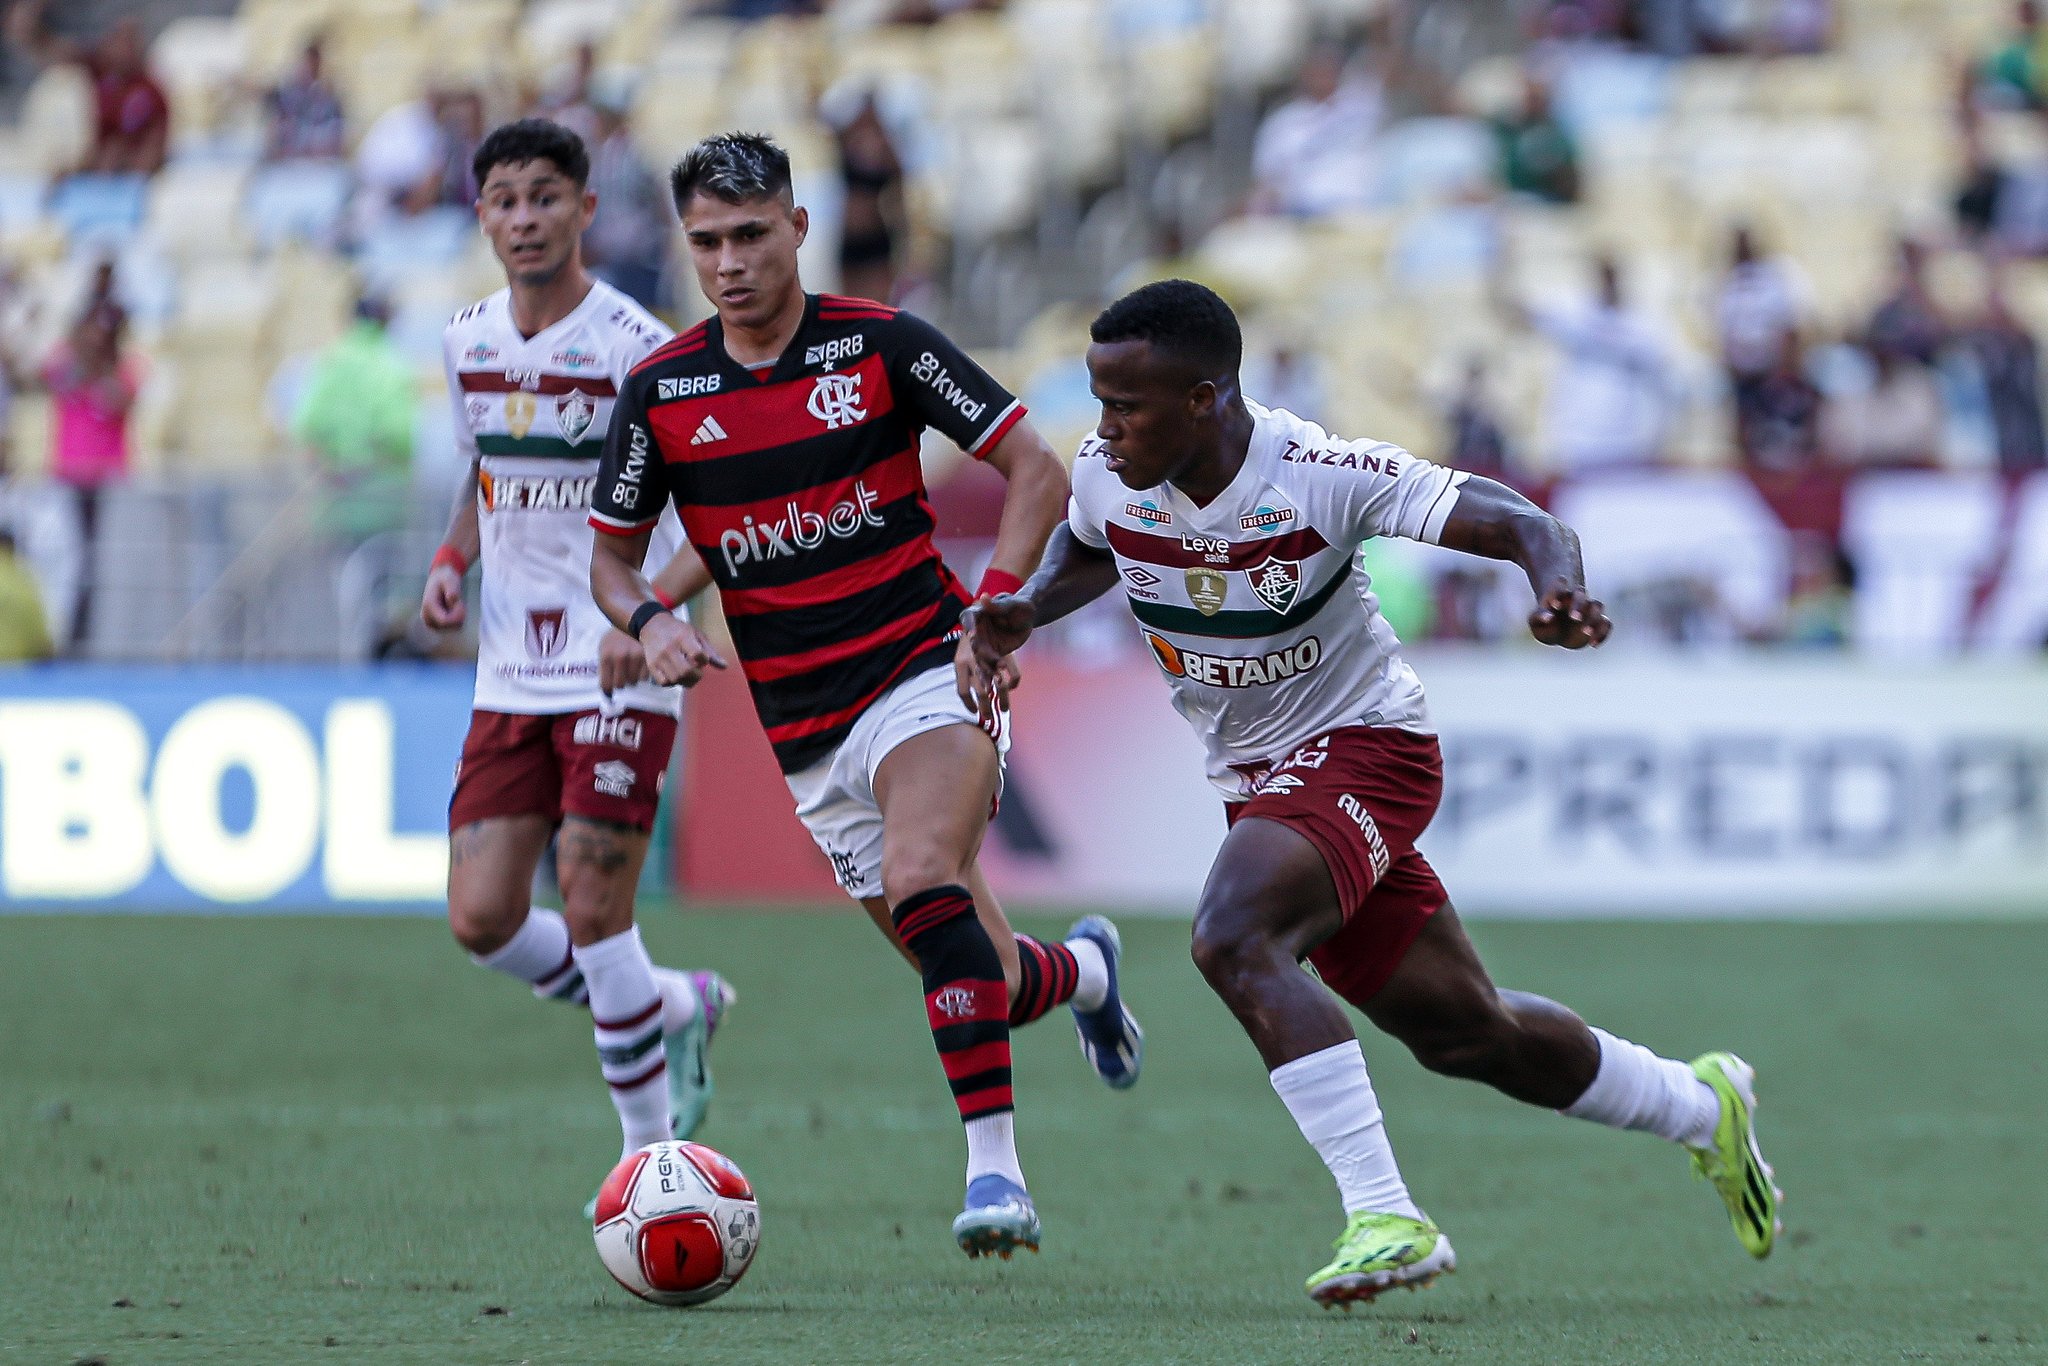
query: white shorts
[{"left": 784, "top": 664, "right": 1010, "bottom": 900}]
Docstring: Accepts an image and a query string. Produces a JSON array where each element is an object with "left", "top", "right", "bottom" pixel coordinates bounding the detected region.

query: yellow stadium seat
[
  {"left": 145, "top": 163, "right": 252, "bottom": 262},
  {"left": 151, "top": 17, "right": 250, "bottom": 146},
  {"left": 1217, "top": 0, "right": 1312, "bottom": 92},
  {"left": 1126, "top": 29, "right": 1220, "bottom": 145},
  {"left": 1671, "top": 59, "right": 1759, "bottom": 120},
  {"left": 240, "top": 0, "right": 341, "bottom": 84},
  {"left": 422, "top": 0, "right": 520, "bottom": 83},
  {"left": 16, "top": 66, "right": 91, "bottom": 178}
]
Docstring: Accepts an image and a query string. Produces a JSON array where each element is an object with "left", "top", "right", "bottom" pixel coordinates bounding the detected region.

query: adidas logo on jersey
[{"left": 692, "top": 415, "right": 729, "bottom": 445}]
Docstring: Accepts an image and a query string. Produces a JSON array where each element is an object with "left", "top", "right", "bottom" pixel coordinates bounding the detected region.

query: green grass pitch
[{"left": 2, "top": 911, "right": 2043, "bottom": 1364}]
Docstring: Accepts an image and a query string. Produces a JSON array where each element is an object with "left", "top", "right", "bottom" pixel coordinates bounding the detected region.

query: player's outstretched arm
[
  {"left": 955, "top": 523, "right": 1121, "bottom": 709},
  {"left": 421, "top": 457, "right": 482, "bottom": 630},
  {"left": 649, "top": 543, "right": 714, "bottom": 609},
  {"left": 978, "top": 418, "right": 1071, "bottom": 588},
  {"left": 591, "top": 528, "right": 728, "bottom": 687},
  {"left": 1435, "top": 475, "right": 1612, "bottom": 649}
]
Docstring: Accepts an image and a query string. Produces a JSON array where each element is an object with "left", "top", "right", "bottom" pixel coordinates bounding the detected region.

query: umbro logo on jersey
[
  {"left": 658, "top": 375, "right": 723, "bottom": 400},
  {"left": 1123, "top": 565, "right": 1161, "bottom": 587},
  {"left": 691, "top": 415, "right": 729, "bottom": 445}
]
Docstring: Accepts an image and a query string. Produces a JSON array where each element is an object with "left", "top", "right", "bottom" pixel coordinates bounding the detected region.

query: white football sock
[
  {"left": 964, "top": 1111, "right": 1027, "bottom": 1190},
  {"left": 576, "top": 925, "right": 672, "bottom": 1155},
  {"left": 472, "top": 907, "right": 588, "bottom": 1005},
  {"left": 1066, "top": 936, "right": 1109, "bottom": 1013},
  {"left": 1561, "top": 1028, "right": 1720, "bottom": 1148},
  {"left": 651, "top": 966, "right": 702, "bottom": 1036},
  {"left": 1271, "top": 1041, "right": 1423, "bottom": 1220}
]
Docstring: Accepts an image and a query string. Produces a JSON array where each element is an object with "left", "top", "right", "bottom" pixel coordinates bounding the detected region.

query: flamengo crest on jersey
[
  {"left": 589, "top": 294, "right": 1026, "bottom": 774},
  {"left": 444, "top": 280, "right": 685, "bottom": 716},
  {"left": 1068, "top": 400, "right": 1469, "bottom": 798}
]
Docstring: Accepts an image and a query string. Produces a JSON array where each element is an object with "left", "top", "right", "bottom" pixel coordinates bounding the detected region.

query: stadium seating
[{"left": 1841, "top": 472, "right": 2004, "bottom": 657}]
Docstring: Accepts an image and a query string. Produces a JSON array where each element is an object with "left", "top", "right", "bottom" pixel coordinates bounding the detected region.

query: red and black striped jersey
[{"left": 590, "top": 293, "right": 1026, "bottom": 773}]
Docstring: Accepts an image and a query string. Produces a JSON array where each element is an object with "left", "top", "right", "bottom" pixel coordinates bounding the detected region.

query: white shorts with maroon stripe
[{"left": 783, "top": 663, "right": 1009, "bottom": 900}]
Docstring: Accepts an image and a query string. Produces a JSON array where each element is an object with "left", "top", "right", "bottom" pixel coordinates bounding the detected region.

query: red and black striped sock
[
  {"left": 892, "top": 884, "right": 1013, "bottom": 1123},
  {"left": 1009, "top": 934, "right": 1081, "bottom": 1027}
]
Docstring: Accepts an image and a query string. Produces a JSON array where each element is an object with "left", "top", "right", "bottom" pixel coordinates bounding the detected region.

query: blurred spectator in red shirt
[{"left": 6, "top": 1, "right": 169, "bottom": 176}]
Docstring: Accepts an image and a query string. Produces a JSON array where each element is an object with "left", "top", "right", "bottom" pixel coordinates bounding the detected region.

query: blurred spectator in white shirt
[
  {"left": 264, "top": 39, "right": 346, "bottom": 162},
  {"left": 1714, "top": 224, "right": 1807, "bottom": 451},
  {"left": 1511, "top": 256, "right": 1678, "bottom": 470},
  {"left": 1250, "top": 42, "right": 1385, "bottom": 218},
  {"left": 352, "top": 89, "right": 449, "bottom": 235}
]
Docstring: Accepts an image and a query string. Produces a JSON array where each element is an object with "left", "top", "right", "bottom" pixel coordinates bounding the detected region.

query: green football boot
[
  {"left": 1305, "top": 1211, "right": 1456, "bottom": 1309},
  {"left": 1687, "top": 1051, "right": 1782, "bottom": 1259}
]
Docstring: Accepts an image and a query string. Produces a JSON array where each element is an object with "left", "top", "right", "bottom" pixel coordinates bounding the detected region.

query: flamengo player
[
  {"left": 421, "top": 120, "right": 732, "bottom": 1193},
  {"left": 587, "top": 134, "right": 1145, "bottom": 1258},
  {"left": 958, "top": 281, "right": 1781, "bottom": 1305}
]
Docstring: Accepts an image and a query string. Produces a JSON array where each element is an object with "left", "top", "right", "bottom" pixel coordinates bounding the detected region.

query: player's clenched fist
[
  {"left": 955, "top": 594, "right": 1030, "bottom": 718},
  {"left": 597, "top": 628, "right": 649, "bottom": 695},
  {"left": 421, "top": 563, "right": 466, "bottom": 630},
  {"left": 638, "top": 613, "right": 729, "bottom": 688},
  {"left": 1528, "top": 583, "right": 1612, "bottom": 649}
]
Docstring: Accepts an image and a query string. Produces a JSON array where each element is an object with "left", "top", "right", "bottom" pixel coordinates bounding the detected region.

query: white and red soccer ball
[{"left": 592, "top": 1141, "right": 760, "bottom": 1307}]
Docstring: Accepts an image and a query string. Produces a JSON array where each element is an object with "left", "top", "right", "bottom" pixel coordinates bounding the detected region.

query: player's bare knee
[
  {"left": 447, "top": 893, "right": 521, "bottom": 956},
  {"left": 880, "top": 851, "right": 968, "bottom": 908},
  {"left": 1189, "top": 917, "right": 1276, "bottom": 1002}
]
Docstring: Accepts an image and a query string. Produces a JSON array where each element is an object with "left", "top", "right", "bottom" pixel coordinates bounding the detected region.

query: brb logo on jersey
[
  {"left": 806, "top": 372, "right": 868, "bottom": 430},
  {"left": 717, "top": 482, "right": 888, "bottom": 575},
  {"left": 526, "top": 608, "right": 569, "bottom": 659}
]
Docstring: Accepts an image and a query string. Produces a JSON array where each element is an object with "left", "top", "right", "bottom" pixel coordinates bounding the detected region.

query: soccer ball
[{"left": 592, "top": 1141, "right": 761, "bottom": 1307}]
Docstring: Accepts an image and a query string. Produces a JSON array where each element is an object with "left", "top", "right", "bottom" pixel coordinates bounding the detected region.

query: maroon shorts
[
  {"left": 1225, "top": 726, "right": 1449, "bottom": 1006},
  {"left": 448, "top": 708, "right": 678, "bottom": 833}
]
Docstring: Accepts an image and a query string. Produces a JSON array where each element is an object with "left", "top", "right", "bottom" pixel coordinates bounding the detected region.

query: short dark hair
[
  {"left": 473, "top": 118, "right": 589, "bottom": 192},
  {"left": 1090, "top": 279, "right": 1243, "bottom": 377},
  {"left": 670, "top": 132, "right": 792, "bottom": 213}
]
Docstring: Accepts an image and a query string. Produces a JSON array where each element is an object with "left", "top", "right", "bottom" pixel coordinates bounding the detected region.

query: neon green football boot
[
  {"left": 1687, "top": 1052, "right": 1782, "bottom": 1259},
  {"left": 1304, "top": 1211, "right": 1456, "bottom": 1309}
]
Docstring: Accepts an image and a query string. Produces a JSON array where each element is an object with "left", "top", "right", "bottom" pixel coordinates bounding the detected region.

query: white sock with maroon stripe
[
  {"left": 576, "top": 925, "right": 672, "bottom": 1155},
  {"left": 472, "top": 908, "right": 589, "bottom": 1006}
]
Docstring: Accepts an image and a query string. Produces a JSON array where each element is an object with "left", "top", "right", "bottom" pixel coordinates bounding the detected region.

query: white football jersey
[
  {"left": 1069, "top": 400, "right": 1468, "bottom": 798},
  {"left": 443, "top": 280, "right": 685, "bottom": 715}
]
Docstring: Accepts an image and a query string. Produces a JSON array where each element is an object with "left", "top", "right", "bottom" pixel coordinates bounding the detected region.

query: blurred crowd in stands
[{"left": 0, "top": 0, "right": 2042, "bottom": 663}]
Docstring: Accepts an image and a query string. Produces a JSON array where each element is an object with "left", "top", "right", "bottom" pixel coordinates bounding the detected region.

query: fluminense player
[
  {"left": 957, "top": 280, "right": 1781, "bottom": 1306},
  {"left": 421, "top": 120, "right": 732, "bottom": 1200},
  {"left": 586, "top": 133, "right": 1145, "bottom": 1258}
]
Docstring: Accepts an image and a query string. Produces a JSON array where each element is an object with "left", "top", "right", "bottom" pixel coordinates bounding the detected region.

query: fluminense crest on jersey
[
  {"left": 556, "top": 389, "right": 596, "bottom": 445},
  {"left": 1249, "top": 558, "right": 1302, "bottom": 613}
]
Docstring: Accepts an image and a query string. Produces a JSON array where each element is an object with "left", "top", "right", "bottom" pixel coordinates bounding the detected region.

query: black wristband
[{"left": 626, "top": 601, "right": 667, "bottom": 640}]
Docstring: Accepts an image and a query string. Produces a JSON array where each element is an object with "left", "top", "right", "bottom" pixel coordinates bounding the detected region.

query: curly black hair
[
  {"left": 1090, "top": 279, "right": 1243, "bottom": 377},
  {"left": 472, "top": 118, "right": 589, "bottom": 192},
  {"left": 669, "top": 132, "right": 793, "bottom": 213}
]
